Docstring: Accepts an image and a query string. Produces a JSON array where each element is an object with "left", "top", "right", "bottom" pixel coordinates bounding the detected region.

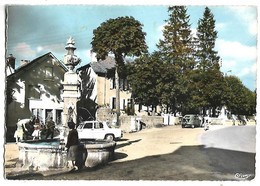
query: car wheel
[
  {"left": 182, "top": 125, "right": 185, "bottom": 128},
  {"left": 105, "top": 134, "right": 114, "bottom": 141}
]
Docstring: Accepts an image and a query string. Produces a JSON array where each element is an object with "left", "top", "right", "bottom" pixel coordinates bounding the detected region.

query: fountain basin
[
  {"left": 82, "top": 140, "right": 116, "bottom": 167},
  {"left": 18, "top": 139, "right": 116, "bottom": 171},
  {"left": 18, "top": 139, "right": 67, "bottom": 171}
]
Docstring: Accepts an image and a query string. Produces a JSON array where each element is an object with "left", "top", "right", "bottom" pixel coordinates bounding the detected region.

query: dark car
[{"left": 182, "top": 114, "right": 201, "bottom": 128}]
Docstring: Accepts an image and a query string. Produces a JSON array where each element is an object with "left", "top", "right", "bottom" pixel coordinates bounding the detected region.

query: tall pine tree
[
  {"left": 196, "top": 7, "right": 220, "bottom": 70},
  {"left": 157, "top": 6, "right": 195, "bottom": 114},
  {"left": 195, "top": 7, "right": 225, "bottom": 116}
]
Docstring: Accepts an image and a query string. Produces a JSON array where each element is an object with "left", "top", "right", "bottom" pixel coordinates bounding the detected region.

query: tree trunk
[
  {"left": 152, "top": 105, "right": 155, "bottom": 116},
  {"left": 115, "top": 65, "right": 120, "bottom": 126},
  {"left": 202, "top": 107, "right": 206, "bottom": 116},
  {"left": 212, "top": 107, "right": 216, "bottom": 117}
]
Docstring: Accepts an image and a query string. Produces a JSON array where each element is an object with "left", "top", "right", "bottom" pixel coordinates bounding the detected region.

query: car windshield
[{"left": 183, "top": 116, "right": 191, "bottom": 122}]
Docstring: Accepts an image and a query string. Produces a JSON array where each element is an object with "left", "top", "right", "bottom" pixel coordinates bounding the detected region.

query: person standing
[
  {"left": 32, "top": 118, "right": 42, "bottom": 140},
  {"left": 26, "top": 116, "right": 35, "bottom": 138},
  {"left": 46, "top": 117, "right": 55, "bottom": 139},
  {"left": 66, "top": 121, "right": 80, "bottom": 170},
  {"left": 204, "top": 116, "right": 209, "bottom": 131},
  {"left": 14, "top": 119, "right": 28, "bottom": 143}
]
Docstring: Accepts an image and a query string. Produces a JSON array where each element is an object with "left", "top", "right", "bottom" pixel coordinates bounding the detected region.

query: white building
[{"left": 6, "top": 52, "right": 68, "bottom": 141}]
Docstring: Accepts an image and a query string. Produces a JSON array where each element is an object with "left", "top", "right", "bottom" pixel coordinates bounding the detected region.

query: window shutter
[
  {"left": 120, "top": 99, "right": 125, "bottom": 110},
  {"left": 109, "top": 97, "right": 113, "bottom": 109},
  {"left": 110, "top": 79, "right": 113, "bottom": 89}
]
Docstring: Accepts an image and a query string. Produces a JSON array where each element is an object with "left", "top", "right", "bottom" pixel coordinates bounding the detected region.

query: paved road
[
  {"left": 200, "top": 125, "right": 256, "bottom": 153},
  {"left": 199, "top": 125, "right": 256, "bottom": 180},
  {"left": 5, "top": 125, "right": 256, "bottom": 181}
]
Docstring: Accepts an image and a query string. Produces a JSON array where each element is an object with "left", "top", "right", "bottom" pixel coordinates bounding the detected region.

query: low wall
[
  {"left": 120, "top": 115, "right": 163, "bottom": 132},
  {"left": 96, "top": 107, "right": 164, "bottom": 133}
]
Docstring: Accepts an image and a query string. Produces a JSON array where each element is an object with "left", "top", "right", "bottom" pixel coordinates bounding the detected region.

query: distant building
[
  {"left": 6, "top": 52, "right": 67, "bottom": 140},
  {"left": 77, "top": 56, "right": 136, "bottom": 118},
  {"left": 77, "top": 56, "right": 160, "bottom": 120}
]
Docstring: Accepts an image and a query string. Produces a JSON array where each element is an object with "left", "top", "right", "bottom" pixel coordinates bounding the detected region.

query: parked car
[
  {"left": 181, "top": 114, "right": 202, "bottom": 128},
  {"left": 77, "top": 120, "right": 123, "bottom": 141}
]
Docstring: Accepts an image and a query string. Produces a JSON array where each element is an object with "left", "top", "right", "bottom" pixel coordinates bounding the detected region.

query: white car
[{"left": 77, "top": 121, "right": 123, "bottom": 141}]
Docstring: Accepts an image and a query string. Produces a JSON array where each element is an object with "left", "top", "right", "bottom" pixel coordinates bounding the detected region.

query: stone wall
[
  {"left": 120, "top": 115, "right": 164, "bottom": 133},
  {"left": 96, "top": 107, "right": 163, "bottom": 133}
]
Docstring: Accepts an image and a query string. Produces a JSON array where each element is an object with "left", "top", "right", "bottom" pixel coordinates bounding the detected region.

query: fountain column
[{"left": 61, "top": 37, "right": 81, "bottom": 143}]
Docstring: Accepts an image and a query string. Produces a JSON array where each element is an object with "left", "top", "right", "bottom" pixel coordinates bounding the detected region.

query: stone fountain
[{"left": 17, "top": 37, "right": 116, "bottom": 171}]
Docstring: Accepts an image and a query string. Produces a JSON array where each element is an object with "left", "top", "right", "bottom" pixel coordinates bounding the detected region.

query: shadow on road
[
  {"left": 204, "top": 146, "right": 255, "bottom": 174},
  {"left": 5, "top": 158, "right": 18, "bottom": 168},
  {"left": 116, "top": 138, "right": 129, "bottom": 142},
  {"left": 6, "top": 145, "right": 255, "bottom": 181},
  {"left": 112, "top": 152, "right": 128, "bottom": 161},
  {"left": 115, "top": 139, "right": 142, "bottom": 150}
]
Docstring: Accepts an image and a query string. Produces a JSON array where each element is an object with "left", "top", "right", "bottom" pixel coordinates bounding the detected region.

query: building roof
[
  {"left": 90, "top": 56, "right": 116, "bottom": 74},
  {"left": 7, "top": 52, "right": 68, "bottom": 79},
  {"left": 77, "top": 56, "right": 133, "bottom": 75}
]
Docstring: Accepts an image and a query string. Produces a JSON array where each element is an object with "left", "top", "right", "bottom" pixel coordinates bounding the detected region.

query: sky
[{"left": 5, "top": 5, "right": 257, "bottom": 91}]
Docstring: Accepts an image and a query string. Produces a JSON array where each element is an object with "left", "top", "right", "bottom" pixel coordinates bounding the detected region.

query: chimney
[
  {"left": 20, "top": 60, "right": 30, "bottom": 66},
  {"left": 7, "top": 54, "right": 16, "bottom": 69}
]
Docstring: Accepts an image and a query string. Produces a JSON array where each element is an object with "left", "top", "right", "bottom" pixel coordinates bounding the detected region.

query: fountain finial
[
  {"left": 67, "top": 36, "right": 75, "bottom": 45},
  {"left": 63, "top": 37, "right": 81, "bottom": 72}
]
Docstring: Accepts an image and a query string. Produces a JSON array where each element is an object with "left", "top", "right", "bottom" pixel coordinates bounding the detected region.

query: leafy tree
[
  {"left": 157, "top": 6, "right": 195, "bottom": 114},
  {"left": 224, "top": 76, "right": 256, "bottom": 116},
  {"left": 204, "top": 63, "right": 226, "bottom": 116},
  {"left": 243, "top": 88, "right": 256, "bottom": 116},
  {"left": 127, "top": 52, "right": 162, "bottom": 114},
  {"left": 91, "top": 16, "right": 147, "bottom": 125}
]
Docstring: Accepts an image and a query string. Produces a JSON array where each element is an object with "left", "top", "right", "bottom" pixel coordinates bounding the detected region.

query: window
[
  {"left": 56, "top": 110, "right": 62, "bottom": 125},
  {"left": 45, "top": 66, "right": 53, "bottom": 80},
  {"left": 112, "top": 97, "right": 116, "bottom": 110},
  {"left": 110, "top": 78, "right": 115, "bottom": 89},
  {"left": 95, "top": 122, "right": 104, "bottom": 129},
  {"left": 45, "top": 109, "right": 53, "bottom": 120},
  {"left": 32, "top": 108, "right": 37, "bottom": 117},
  {"left": 127, "top": 98, "right": 133, "bottom": 110},
  {"left": 110, "top": 78, "right": 130, "bottom": 90},
  {"left": 31, "top": 108, "right": 43, "bottom": 120},
  {"left": 84, "top": 123, "right": 93, "bottom": 129}
]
